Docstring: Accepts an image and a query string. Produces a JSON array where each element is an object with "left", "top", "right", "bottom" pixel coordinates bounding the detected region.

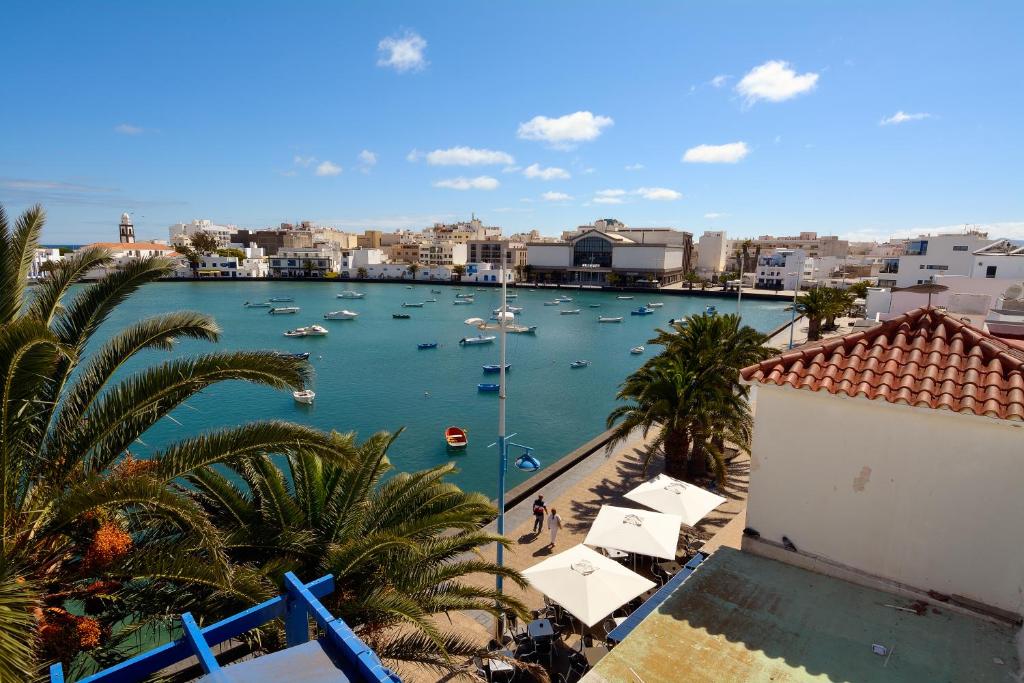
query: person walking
[
  {"left": 532, "top": 495, "right": 547, "bottom": 535},
  {"left": 547, "top": 508, "right": 563, "bottom": 548}
]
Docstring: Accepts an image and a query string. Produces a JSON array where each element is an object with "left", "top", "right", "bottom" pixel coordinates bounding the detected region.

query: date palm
[
  {"left": 1, "top": 204, "right": 336, "bottom": 678},
  {"left": 606, "top": 313, "right": 772, "bottom": 481},
  {"left": 183, "top": 429, "right": 528, "bottom": 676}
]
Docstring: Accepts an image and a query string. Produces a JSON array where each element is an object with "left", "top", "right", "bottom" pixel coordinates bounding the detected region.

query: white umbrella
[
  {"left": 583, "top": 505, "right": 682, "bottom": 560},
  {"left": 521, "top": 544, "right": 655, "bottom": 627},
  {"left": 623, "top": 474, "right": 726, "bottom": 527}
]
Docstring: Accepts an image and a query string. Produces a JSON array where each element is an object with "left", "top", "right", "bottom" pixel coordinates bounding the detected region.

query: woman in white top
[{"left": 547, "top": 508, "right": 563, "bottom": 548}]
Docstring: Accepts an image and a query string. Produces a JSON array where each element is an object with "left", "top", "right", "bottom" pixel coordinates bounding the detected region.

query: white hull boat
[
  {"left": 630, "top": 346, "right": 645, "bottom": 354},
  {"left": 598, "top": 316, "right": 623, "bottom": 323},
  {"left": 284, "top": 325, "right": 329, "bottom": 337},
  {"left": 269, "top": 307, "right": 300, "bottom": 315},
  {"left": 459, "top": 334, "right": 496, "bottom": 345},
  {"left": 337, "top": 291, "right": 365, "bottom": 299},
  {"left": 292, "top": 389, "right": 316, "bottom": 404},
  {"left": 323, "top": 310, "right": 358, "bottom": 320},
  {"left": 646, "top": 302, "right": 663, "bottom": 308},
  {"left": 244, "top": 301, "right": 272, "bottom": 308},
  {"left": 560, "top": 309, "right": 581, "bottom": 315}
]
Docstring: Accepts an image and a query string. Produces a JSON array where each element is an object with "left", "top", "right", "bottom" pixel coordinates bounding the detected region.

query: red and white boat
[{"left": 445, "top": 426, "right": 468, "bottom": 449}]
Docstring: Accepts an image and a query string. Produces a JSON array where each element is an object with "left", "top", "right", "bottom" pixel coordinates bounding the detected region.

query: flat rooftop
[{"left": 584, "top": 547, "right": 1020, "bottom": 683}]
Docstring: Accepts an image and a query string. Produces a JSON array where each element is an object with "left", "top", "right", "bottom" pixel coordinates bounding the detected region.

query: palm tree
[
  {"left": 683, "top": 272, "right": 701, "bottom": 290},
  {"left": 407, "top": 263, "right": 421, "bottom": 280},
  {"left": 824, "top": 287, "right": 854, "bottom": 329},
  {"left": 606, "top": 314, "right": 772, "bottom": 481},
  {"left": 847, "top": 280, "right": 869, "bottom": 298},
  {"left": 0, "top": 204, "right": 336, "bottom": 677},
  {"left": 184, "top": 430, "right": 527, "bottom": 676},
  {"left": 356, "top": 266, "right": 368, "bottom": 279},
  {"left": 451, "top": 264, "right": 466, "bottom": 281},
  {"left": 797, "top": 287, "right": 848, "bottom": 340}
]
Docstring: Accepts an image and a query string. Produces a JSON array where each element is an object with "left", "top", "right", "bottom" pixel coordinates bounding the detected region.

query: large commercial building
[{"left": 526, "top": 228, "right": 692, "bottom": 286}]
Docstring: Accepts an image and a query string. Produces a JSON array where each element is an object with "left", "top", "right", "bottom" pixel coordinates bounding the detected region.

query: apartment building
[
  {"left": 168, "top": 219, "right": 236, "bottom": 248},
  {"left": 229, "top": 228, "right": 314, "bottom": 256},
  {"left": 696, "top": 230, "right": 728, "bottom": 274},
  {"left": 877, "top": 231, "right": 994, "bottom": 288},
  {"left": 754, "top": 249, "right": 807, "bottom": 290},
  {"left": 268, "top": 247, "right": 337, "bottom": 277},
  {"left": 466, "top": 239, "right": 527, "bottom": 269}
]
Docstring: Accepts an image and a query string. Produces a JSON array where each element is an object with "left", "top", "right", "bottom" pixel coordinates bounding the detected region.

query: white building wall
[
  {"left": 893, "top": 234, "right": 994, "bottom": 288},
  {"left": 611, "top": 246, "right": 672, "bottom": 270},
  {"left": 746, "top": 385, "right": 1024, "bottom": 615},
  {"left": 697, "top": 231, "right": 727, "bottom": 273},
  {"left": 526, "top": 244, "right": 572, "bottom": 268},
  {"left": 973, "top": 254, "right": 1024, "bottom": 280},
  {"left": 30, "top": 248, "right": 62, "bottom": 279}
]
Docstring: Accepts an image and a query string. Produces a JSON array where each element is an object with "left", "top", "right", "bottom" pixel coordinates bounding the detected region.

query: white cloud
[
  {"left": 433, "top": 176, "right": 499, "bottom": 191},
  {"left": 637, "top": 187, "right": 682, "bottom": 201},
  {"left": 582, "top": 167, "right": 596, "bottom": 175},
  {"left": 114, "top": 123, "right": 144, "bottom": 135},
  {"left": 682, "top": 141, "right": 750, "bottom": 164},
  {"left": 294, "top": 155, "right": 317, "bottom": 167},
  {"left": 517, "top": 111, "right": 613, "bottom": 148},
  {"left": 502, "top": 165, "right": 522, "bottom": 173},
  {"left": 315, "top": 161, "right": 342, "bottom": 176},
  {"left": 425, "top": 146, "right": 514, "bottom": 166},
  {"left": 523, "top": 163, "right": 571, "bottom": 181},
  {"left": 710, "top": 74, "right": 730, "bottom": 88},
  {"left": 406, "top": 149, "right": 422, "bottom": 163},
  {"left": 704, "top": 212, "right": 728, "bottom": 219},
  {"left": 357, "top": 150, "right": 377, "bottom": 173},
  {"left": 624, "top": 163, "right": 645, "bottom": 171},
  {"left": 541, "top": 191, "right": 573, "bottom": 201},
  {"left": 593, "top": 196, "right": 623, "bottom": 205},
  {"left": 736, "top": 60, "right": 819, "bottom": 104},
  {"left": 593, "top": 189, "right": 626, "bottom": 205},
  {"left": 596, "top": 189, "right": 626, "bottom": 198},
  {"left": 880, "top": 110, "right": 932, "bottom": 126},
  {"left": 377, "top": 30, "right": 427, "bottom": 73}
]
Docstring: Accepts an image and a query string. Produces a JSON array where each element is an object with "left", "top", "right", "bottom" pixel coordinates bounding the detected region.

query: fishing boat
[
  {"left": 269, "top": 306, "right": 300, "bottom": 315},
  {"left": 431, "top": 289, "right": 443, "bottom": 294},
  {"left": 337, "top": 291, "right": 365, "bottom": 299},
  {"left": 459, "top": 334, "right": 496, "bottom": 345},
  {"left": 244, "top": 301, "right": 272, "bottom": 308},
  {"left": 669, "top": 317, "right": 687, "bottom": 325},
  {"left": 402, "top": 302, "right": 425, "bottom": 308},
  {"left": 589, "top": 304, "right": 602, "bottom": 308},
  {"left": 616, "top": 295, "right": 634, "bottom": 300},
  {"left": 555, "top": 295, "right": 573, "bottom": 302},
  {"left": 543, "top": 301, "right": 561, "bottom": 306},
  {"left": 569, "top": 360, "right": 591, "bottom": 369},
  {"left": 505, "top": 294, "right": 518, "bottom": 300},
  {"left": 283, "top": 325, "right": 328, "bottom": 337},
  {"left": 269, "top": 297, "right": 294, "bottom": 302},
  {"left": 630, "top": 307, "right": 655, "bottom": 316},
  {"left": 418, "top": 342, "right": 438, "bottom": 349},
  {"left": 455, "top": 293, "right": 474, "bottom": 299},
  {"left": 445, "top": 426, "right": 468, "bottom": 449},
  {"left": 275, "top": 351, "right": 310, "bottom": 360},
  {"left": 477, "top": 383, "right": 500, "bottom": 392},
  {"left": 705, "top": 305, "right": 718, "bottom": 315},
  {"left": 560, "top": 309, "right": 581, "bottom": 315},
  {"left": 492, "top": 306, "right": 522, "bottom": 314},
  {"left": 453, "top": 299, "right": 474, "bottom": 305},
  {"left": 393, "top": 313, "right": 411, "bottom": 319},
  {"left": 646, "top": 302, "right": 664, "bottom": 308},
  {"left": 323, "top": 310, "right": 358, "bottom": 320},
  {"left": 598, "top": 316, "right": 623, "bottom": 323},
  {"left": 482, "top": 364, "right": 511, "bottom": 373},
  {"left": 425, "top": 298, "right": 437, "bottom": 302},
  {"left": 292, "top": 389, "right": 316, "bottom": 404},
  {"left": 507, "top": 325, "right": 537, "bottom": 334},
  {"left": 630, "top": 345, "right": 645, "bottom": 355}
]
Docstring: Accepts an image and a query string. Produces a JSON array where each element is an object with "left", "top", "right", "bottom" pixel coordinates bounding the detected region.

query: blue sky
[{"left": 2, "top": 1, "right": 1022, "bottom": 244}]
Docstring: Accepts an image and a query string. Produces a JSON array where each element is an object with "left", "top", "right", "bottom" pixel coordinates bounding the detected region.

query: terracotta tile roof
[
  {"left": 84, "top": 242, "right": 178, "bottom": 251},
  {"left": 741, "top": 308, "right": 1024, "bottom": 421}
]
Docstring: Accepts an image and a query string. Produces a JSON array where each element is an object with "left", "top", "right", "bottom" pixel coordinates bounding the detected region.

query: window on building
[
  {"left": 573, "top": 236, "right": 613, "bottom": 267},
  {"left": 905, "top": 240, "right": 929, "bottom": 256},
  {"left": 986, "top": 265, "right": 997, "bottom": 278},
  {"left": 952, "top": 245, "right": 969, "bottom": 251}
]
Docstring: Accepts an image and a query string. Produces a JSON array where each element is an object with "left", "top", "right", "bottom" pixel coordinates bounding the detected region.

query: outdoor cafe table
[
  {"left": 527, "top": 618, "right": 554, "bottom": 640},
  {"left": 484, "top": 650, "right": 515, "bottom": 680}
]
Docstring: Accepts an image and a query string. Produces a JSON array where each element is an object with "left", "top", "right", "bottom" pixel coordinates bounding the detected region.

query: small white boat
[
  {"left": 323, "top": 310, "right": 358, "bottom": 320},
  {"left": 453, "top": 299, "right": 474, "bottom": 305},
  {"left": 560, "top": 309, "right": 581, "bottom": 315},
  {"left": 284, "top": 325, "right": 328, "bottom": 337},
  {"left": 616, "top": 295, "right": 634, "bottom": 300},
  {"left": 630, "top": 346, "right": 645, "bottom": 355},
  {"left": 337, "top": 291, "right": 365, "bottom": 299},
  {"left": 598, "top": 316, "right": 623, "bottom": 323},
  {"left": 269, "top": 297, "right": 294, "bottom": 302},
  {"left": 556, "top": 296, "right": 574, "bottom": 302},
  {"left": 493, "top": 306, "right": 523, "bottom": 314},
  {"left": 269, "top": 307, "right": 300, "bottom": 315},
  {"left": 505, "top": 294, "right": 518, "bottom": 300},
  {"left": 402, "top": 302, "right": 425, "bottom": 308},
  {"left": 570, "top": 359, "right": 591, "bottom": 369},
  {"left": 292, "top": 389, "right": 316, "bottom": 404},
  {"left": 543, "top": 301, "right": 561, "bottom": 306},
  {"left": 459, "top": 334, "right": 496, "bottom": 345},
  {"left": 425, "top": 298, "right": 437, "bottom": 302},
  {"left": 646, "top": 302, "right": 664, "bottom": 308},
  {"left": 507, "top": 325, "right": 538, "bottom": 334},
  {"left": 455, "top": 293, "right": 474, "bottom": 299},
  {"left": 589, "top": 304, "right": 602, "bottom": 308},
  {"left": 244, "top": 301, "right": 272, "bottom": 308}
]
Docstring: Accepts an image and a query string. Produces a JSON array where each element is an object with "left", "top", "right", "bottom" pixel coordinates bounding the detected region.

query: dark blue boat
[
  {"left": 630, "top": 307, "right": 655, "bottom": 316},
  {"left": 275, "top": 351, "right": 310, "bottom": 360},
  {"left": 482, "top": 364, "right": 511, "bottom": 373},
  {"left": 418, "top": 342, "right": 438, "bottom": 349},
  {"left": 477, "top": 383, "right": 500, "bottom": 392}
]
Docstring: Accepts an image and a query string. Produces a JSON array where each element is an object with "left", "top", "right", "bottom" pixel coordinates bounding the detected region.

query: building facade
[
  {"left": 878, "top": 231, "right": 994, "bottom": 288},
  {"left": 696, "top": 230, "right": 727, "bottom": 274},
  {"left": 466, "top": 239, "right": 527, "bottom": 269},
  {"left": 268, "top": 247, "right": 336, "bottom": 277},
  {"left": 754, "top": 249, "right": 807, "bottom": 290},
  {"left": 229, "top": 228, "right": 314, "bottom": 256},
  {"left": 526, "top": 229, "right": 691, "bottom": 286},
  {"left": 169, "top": 219, "right": 236, "bottom": 248}
]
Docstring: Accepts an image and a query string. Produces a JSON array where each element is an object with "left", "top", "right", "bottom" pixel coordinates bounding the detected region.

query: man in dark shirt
[{"left": 532, "top": 494, "right": 547, "bottom": 534}]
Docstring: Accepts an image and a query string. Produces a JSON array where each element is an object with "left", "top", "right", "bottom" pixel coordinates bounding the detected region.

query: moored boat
[
  {"left": 425, "top": 298, "right": 437, "bottom": 302},
  {"left": 477, "top": 383, "right": 500, "bottom": 392},
  {"left": 431, "top": 289, "right": 443, "bottom": 294},
  {"left": 453, "top": 299, "right": 474, "bottom": 305},
  {"left": 616, "top": 295, "right": 634, "bottom": 300},
  {"left": 445, "top": 426, "right": 468, "bottom": 448},
  {"left": 555, "top": 296, "right": 573, "bottom": 302},
  {"left": 482, "top": 364, "right": 511, "bottom": 373},
  {"left": 460, "top": 334, "right": 496, "bottom": 345},
  {"left": 283, "top": 325, "right": 328, "bottom": 337},
  {"left": 269, "top": 297, "right": 294, "bottom": 302},
  {"left": 646, "top": 302, "right": 664, "bottom": 308},
  {"left": 292, "top": 389, "right": 316, "bottom": 404},
  {"left": 337, "top": 290, "right": 365, "bottom": 299},
  {"left": 630, "top": 307, "right": 655, "bottom": 316},
  {"left": 269, "top": 306, "right": 300, "bottom": 315},
  {"left": 630, "top": 345, "right": 645, "bottom": 355},
  {"left": 569, "top": 360, "right": 591, "bottom": 368},
  {"left": 705, "top": 305, "right": 718, "bottom": 315},
  {"left": 393, "top": 313, "right": 411, "bottom": 319},
  {"left": 418, "top": 342, "right": 438, "bottom": 349},
  {"left": 543, "top": 301, "right": 561, "bottom": 306},
  {"left": 402, "top": 302, "right": 425, "bottom": 308},
  {"left": 598, "top": 316, "right": 623, "bottom": 323},
  {"left": 560, "top": 309, "right": 581, "bottom": 315},
  {"left": 589, "top": 304, "right": 602, "bottom": 308},
  {"left": 244, "top": 301, "right": 272, "bottom": 308},
  {"left": 507, "top": 325, "right": 537, "bottom": 334},
  {"left": 323, "top": 310, "right": 358, "bottom": 320},
  {"left": 275, "top": 351, "right": 310, "bottom": 360}
]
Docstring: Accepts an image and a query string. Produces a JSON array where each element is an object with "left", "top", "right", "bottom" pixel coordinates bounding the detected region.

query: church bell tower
[{"left": 119, "top": 212, "right": 135, "bottom": 244}]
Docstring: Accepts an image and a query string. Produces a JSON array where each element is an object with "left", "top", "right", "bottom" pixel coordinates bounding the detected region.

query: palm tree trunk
[
  {"left": 663, "top": 427, "right": 690, "bottom": 478},
  {"left": 688, "top": 433, "right": 709, "bottom": 480}
]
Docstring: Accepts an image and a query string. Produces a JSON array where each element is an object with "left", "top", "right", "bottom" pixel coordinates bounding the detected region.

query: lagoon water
[{"left": 98, "top": 282, "right": 789, "bottom": 495}]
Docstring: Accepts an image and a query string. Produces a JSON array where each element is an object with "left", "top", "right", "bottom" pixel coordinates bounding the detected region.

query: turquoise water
[{"left": 95, "top": 283, "right": 789, "bottom": 494}]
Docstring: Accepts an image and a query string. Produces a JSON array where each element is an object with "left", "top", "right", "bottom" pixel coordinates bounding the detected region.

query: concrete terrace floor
[{"left": 584, "top": 547, "right": 1020, "bottom": 683}]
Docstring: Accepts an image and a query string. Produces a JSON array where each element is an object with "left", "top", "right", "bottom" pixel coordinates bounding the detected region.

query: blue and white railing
[{"left": 50, "top": 572, "right": 399, "bottom": 683}]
